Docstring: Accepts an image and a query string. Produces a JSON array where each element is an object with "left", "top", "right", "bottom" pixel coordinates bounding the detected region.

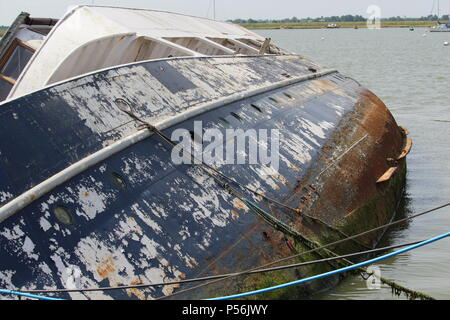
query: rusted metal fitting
[
  {"left": 386, "top": 158, "right": 398, "bottom": 167},
  {"left": 397, "top": 138, "right": 412, "bottom": 160},
  {"left": 376, "top": 167, "right": 398, "bottom": 184}
]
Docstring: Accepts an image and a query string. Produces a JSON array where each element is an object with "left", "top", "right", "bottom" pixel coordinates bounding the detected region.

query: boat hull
[{"left": 0, "top": 55, "right": 408, "bottom": 299}]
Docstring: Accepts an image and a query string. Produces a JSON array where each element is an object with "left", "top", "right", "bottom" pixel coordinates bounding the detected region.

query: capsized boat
[
  {"left": 0, "top": 6, "right": 411, "bottom": 300},
  {"left": 430, "top": 21, "right": 450, "bottom": 32}
]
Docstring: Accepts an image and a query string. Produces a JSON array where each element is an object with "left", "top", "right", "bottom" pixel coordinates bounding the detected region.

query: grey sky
[{"left": 0, "top": 0, "right": 444, "bottom": 25}]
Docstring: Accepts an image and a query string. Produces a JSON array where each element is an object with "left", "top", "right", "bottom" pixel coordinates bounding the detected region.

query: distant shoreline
[
  {"left": 0, "top": 21, "right": 441, "bottom": 37},
  {"left": 240, "top": 21, "right": 440, "bottom": 30}
]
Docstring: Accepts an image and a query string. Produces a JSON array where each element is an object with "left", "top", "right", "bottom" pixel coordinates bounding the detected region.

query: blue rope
[
  {"left": 0, "top": 289, "right": 64, "bottom": 300},
  {"left": 207, "top": 231, "right": 450, "bottom": 300},
  {"left": 2, "top": 232, "right": 448, "bottom": 300}
]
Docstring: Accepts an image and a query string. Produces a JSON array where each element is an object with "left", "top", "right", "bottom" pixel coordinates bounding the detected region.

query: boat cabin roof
[{"left": 0, "top": 5, "right": 285, "bottom": 103}]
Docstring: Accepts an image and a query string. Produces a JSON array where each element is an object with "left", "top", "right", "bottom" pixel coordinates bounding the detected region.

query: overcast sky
[{"left": 0, "top": 0, "right": 445, "bottom": 25}]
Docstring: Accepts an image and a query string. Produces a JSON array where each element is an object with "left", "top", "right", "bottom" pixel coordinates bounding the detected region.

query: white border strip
[{"left": 0, "top": 68, "right": 337, "bottom": 223}]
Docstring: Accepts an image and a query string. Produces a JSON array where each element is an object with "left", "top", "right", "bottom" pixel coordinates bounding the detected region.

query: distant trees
[
  {"left": 227, "top": 14, "right": 366, "bottom": 24},
  {"left": 228, "top": 14, "right": 446, "bottom": 24},
  {"left": 409, "top": 14, "right": 449, "bottom": 21}
]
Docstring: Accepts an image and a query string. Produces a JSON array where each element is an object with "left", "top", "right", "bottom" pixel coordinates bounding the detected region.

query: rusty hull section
[{"left": 0, "top": 55, "right": 408, "bottom": 299}]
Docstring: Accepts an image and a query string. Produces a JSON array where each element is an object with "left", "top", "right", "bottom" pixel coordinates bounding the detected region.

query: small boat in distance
[{"left": 429, "top": 0, "right": 450, "bottom": 32}]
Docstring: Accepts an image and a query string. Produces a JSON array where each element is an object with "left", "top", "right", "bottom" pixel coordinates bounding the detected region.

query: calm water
[{"left": 256, "top": 28, "right": 450, "bottom": 300}]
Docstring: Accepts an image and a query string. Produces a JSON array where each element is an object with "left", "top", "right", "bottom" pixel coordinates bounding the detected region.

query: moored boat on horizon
[{"left": 430, "top": 21, "right": 450, "bottom": 31}]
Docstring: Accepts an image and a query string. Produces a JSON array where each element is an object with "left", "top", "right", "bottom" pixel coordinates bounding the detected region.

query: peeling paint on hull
[{"left": 0, "top": 55, "right": 407, "bottom": 300}]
